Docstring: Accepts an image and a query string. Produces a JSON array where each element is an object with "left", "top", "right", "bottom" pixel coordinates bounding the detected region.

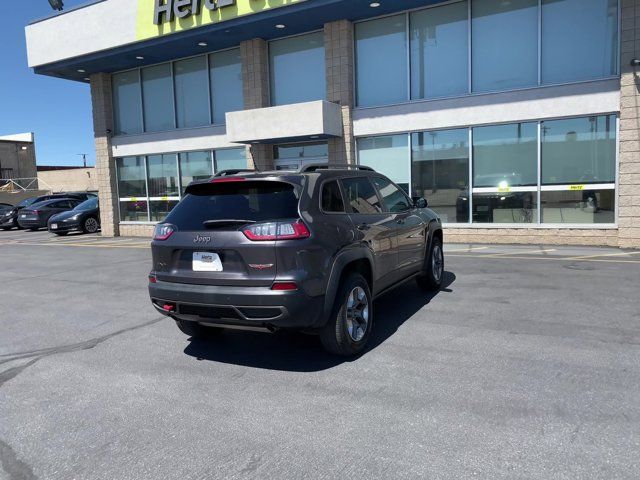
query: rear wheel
[
  {"left": 416, "top": 236, "right": 444, "bottom": 291},
  {"left": 82, "top": 216, "right": 99, "bottom": 234},
  {"left": 175, "top": 319, "right": 223, "bottom": 339},
  {"left": 320, "top": 273, "right": 372, "bottom": 356}
]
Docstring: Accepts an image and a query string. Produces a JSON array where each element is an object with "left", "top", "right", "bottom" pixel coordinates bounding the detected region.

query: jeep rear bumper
[{"left": 149, "top": 280, "right": 325, "bottom": 329}]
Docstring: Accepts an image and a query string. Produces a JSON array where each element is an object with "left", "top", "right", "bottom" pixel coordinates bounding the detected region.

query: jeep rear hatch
[{"left": 152, "top": 179, "right": 304, "bottom": 286}]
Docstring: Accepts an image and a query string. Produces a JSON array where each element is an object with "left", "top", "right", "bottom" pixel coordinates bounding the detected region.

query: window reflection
[
  {"left": 541, "top": 189, "right": 615, "bottom": 224},
  {"left": 411, "top": 129, "right": 469, "bottom": 223},
  {"left": 358, "top": 135, "right": 409, "bottom": 193}
]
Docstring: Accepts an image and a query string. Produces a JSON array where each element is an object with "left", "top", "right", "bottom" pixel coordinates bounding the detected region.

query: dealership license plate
[
  {"left": 51, "top": 223, "right": 58, "bottom": 229},
  {"left": 192, "top": 252, "right": 223, "bottom": 272}
]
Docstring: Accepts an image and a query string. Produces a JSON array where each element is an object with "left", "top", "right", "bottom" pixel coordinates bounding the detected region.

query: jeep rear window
[{"left": 165, "top": 181, "right": 300, "bottom": 231}]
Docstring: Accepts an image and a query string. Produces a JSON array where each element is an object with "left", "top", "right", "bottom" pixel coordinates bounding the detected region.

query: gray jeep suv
[{"left": 149, "top": 165, "right": 443, "bottom": 356}]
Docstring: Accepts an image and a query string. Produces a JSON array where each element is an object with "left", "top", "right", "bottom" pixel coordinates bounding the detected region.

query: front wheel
[
  {"left": 175, "top": 319, "right": 223, "bottom": 339},
  {"left": 82, "top": 216, "right": 100, "bottom": 234},
  {"left": 320, "top": 273, "right": 373, "bottom": 356},
  {"left": 416, "top": 236, "right": 444, "bottom": 291}
]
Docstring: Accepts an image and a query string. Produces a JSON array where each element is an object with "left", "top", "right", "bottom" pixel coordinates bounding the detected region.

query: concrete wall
[
  {"left": 91, "top": 73, "right": 120, "bottom": 237},
  {"left": 0, "top": 141, "right": 37, "bottom": 179},
  {"left": 38, "top": 168, "right": 98, "bottom": 193},
  {"left": 618, "top": 0, "right": 640, "bottom": 249}
]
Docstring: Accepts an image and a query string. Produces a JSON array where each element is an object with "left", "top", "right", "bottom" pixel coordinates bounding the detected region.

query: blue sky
[{"left": 0, "top": 1, "right": 94, "bottom": 167}]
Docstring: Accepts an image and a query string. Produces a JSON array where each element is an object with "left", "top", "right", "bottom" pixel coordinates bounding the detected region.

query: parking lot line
[
  {"left": 489, "top": 248, "right": 558, "bottom": 256},
  {"left": 564, "top": 251, "right": 640, "bottom": 261},
  {"left": 444, "top": 246, "right": 490, "bottom": 253},
  {"left": 446, "top": 252, "right": 640, "bottom": 264},
  {"left": 0, "top": 241, "right": 149, "bottom": 249}
]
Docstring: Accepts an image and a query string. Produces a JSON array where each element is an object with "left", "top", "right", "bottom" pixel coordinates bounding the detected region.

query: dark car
[
  {"left": 48, "top": 197, "right": 100, "bottom": 235},
  {"left": 1, "top": 192, "right": 96, "bottom": 230},
  {"left": 149, "top": 166, "right": 444, "bottom": 356},
  {"left": 17, "top": 198, "right": 83, "bottom": 231}
]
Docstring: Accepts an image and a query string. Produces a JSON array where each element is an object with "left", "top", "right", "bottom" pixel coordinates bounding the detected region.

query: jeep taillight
[
  {"left": 242, "top": 220, "right": 310, "bottom": 241},
  {"left": 153, "top": 223, "right": 175, "bottom": 241}
]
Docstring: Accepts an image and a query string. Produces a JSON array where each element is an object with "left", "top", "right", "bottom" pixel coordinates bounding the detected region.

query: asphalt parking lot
[{"left": 1, "top": 229, "right": 639, "bottom": 479}]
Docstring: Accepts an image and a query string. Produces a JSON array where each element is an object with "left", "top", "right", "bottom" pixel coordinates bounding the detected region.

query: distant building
[
  {"left": 0, "top": 133, "right": 37, "bottom": 180},
  {"left": 37, "top": 166, "right": 98, "bottom": 193}
]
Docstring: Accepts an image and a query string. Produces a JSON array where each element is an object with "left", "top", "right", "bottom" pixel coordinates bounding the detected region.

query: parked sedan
[
  {"left": 1, "top": 193, "right": 95, "bottom": 231},
  {"left": 48, "top": 197, "right": 100, "bottom": 235},
  {"left": 17, "top": 198, "right": 83, "bottom": 231}
]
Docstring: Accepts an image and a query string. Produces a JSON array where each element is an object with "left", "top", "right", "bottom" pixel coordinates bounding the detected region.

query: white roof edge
[{"left": 0, "top": 133, "right": 35, "bottom": 143}]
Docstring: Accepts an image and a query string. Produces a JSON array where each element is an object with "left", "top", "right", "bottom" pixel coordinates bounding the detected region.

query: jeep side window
[
  {"left": 372, "top": 177, "right": 412, "bottom": 213},
  {"left": 321, "top": 180, "right": 345, "bottom": 213},
  {"left": 341, "top": 177, "right": 382, "bottom": 214}
]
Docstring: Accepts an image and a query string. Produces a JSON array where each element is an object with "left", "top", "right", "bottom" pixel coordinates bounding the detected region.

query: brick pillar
[
  {"left": 619, "top": 0, "right": 640, "bottom": 249},
  {"left": 90, "top": 73, "right": 120, "bottom": 237},
  {"left": 325, "top": 20, "right": 355, "bottom": 165},
  {"left": 240, "top": 38, "right": 274, "bottom": 171}
]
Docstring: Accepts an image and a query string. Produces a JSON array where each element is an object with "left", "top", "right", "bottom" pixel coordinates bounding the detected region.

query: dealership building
[{"left": 25, "top": 0, "right": 640, "bottom": 247}]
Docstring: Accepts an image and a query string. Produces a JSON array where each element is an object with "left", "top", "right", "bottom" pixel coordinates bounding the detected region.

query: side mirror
[{"left": 413, "top": 197, "right": 428, "bottom": 209}]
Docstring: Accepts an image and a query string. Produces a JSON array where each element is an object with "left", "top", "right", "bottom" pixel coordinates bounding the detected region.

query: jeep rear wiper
[{"left": 203, "top": 219, "right": 256, "bottom": 229}]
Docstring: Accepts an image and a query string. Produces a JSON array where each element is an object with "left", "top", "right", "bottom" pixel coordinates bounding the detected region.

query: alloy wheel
[
  {"left": 85, "top": 218, "right": 99, "bottom": 233},
  {"left": 432, "top": 244, "right": 443, "bottom": 283},
  {"left": 345, "top": 286, "right": 369, "bottom": 342}
]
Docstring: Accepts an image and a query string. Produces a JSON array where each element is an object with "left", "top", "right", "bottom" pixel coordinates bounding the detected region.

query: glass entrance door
[{"left": 274, "top": 142, "right": 328, "bottom": 171}]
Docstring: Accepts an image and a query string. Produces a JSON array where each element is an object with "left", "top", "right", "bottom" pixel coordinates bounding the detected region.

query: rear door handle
[{"left": 357, "top": 223, "right": 370, "bottom": 231}]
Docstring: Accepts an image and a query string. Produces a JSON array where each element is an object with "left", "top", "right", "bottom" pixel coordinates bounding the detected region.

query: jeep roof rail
[
  {"left": 213, "top": 169, "right": 256, "bottom": 177},
  {"left": 300, "top": 164, "right": 375, "bottom": 173}
]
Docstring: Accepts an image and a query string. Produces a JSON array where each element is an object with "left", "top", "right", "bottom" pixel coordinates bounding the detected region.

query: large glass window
[
  {"left": 541, "top": 115, "right": 616, "bottom": 186},
  {"left": 411, "top": 129, "right": 469, "bottom": 224},
  {"left": 215, "top": 148, "right": 248, "bottom": 172},
  {"left": 473, "top": 123, "right": 538, "bottom": 188},
  {"left": 116, "top": 157, "right": 148, "bottom": 222},
  {"left": 147, "top": 154, "right": 179, "bottom": 222},
  {"left": 410, "top": 1, "right": 468, "bottom": 99},
  {"left": 113, "top": 71, "right": 143, "bottom": 135},
  {"left": 356, "top": 15, "right": 408, "bottom": 107},
  {"left": 472, "top": 0, "right": 538, "bottom": 92},
  {"left": 269, "top": 32, "right": 326, "bottom": 106},
  {"left": 174, "top": 56, "right": 210, "bottom": 128},
  {"left": 210, "top": 48, "right": 243, "bottom": 124},
  {"left": 542, "top": 0, "right": 618, "bottom": 84},
  {"left": 179, "top": 151, "right": 213, "bottom": 194},
  {"left": 357, "top": 135, "right": 409, "bottom": 193},
  {"left": 471, "top": 122, "right": 538, "bottom": 224},
  {"left": 541, "top": 115, "right": 616, "bottom": 225},
  {"left": 141, "top": 64, "right": 175, "bottom": 132}
]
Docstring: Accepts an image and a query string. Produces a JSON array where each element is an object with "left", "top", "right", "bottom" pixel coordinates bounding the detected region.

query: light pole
[{"left": 77, "top": 154, "right": 88, "bottom": 168}]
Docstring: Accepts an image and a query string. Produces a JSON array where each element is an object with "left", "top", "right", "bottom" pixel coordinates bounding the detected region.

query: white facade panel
[
  {"left": 26, "top": 0, "right": 137, "bottom": 68},
  {"left": 353, "top": 80, "right": 621, "bottom": 137},
  {"left": 111, "top": 125, "right": 241, "bottom": 157}
]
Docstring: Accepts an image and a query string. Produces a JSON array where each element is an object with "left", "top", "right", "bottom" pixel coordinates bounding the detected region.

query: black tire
[
  {"left": 54, "top": 232, "right": 68, "bottom": 236},
  {"left": 1, "top": 227, "right": 11, "bottom": 231},
  {"left": 82, "top": 216, "right": 100, "bottom": 234},
  {"left": 416, "top": 236, "right": 444, "bottom": 291},
  {"left": 320, "top": 273, "right": 373, "bottom": 356},
  {"left": 28, "top": 228, "right": 39, "bottom": 231},
  {"left": 175, "top": 319, "right": 223, "bottom": 339}
]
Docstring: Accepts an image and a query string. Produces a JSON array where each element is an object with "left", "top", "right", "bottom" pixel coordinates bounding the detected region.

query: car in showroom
[
  {"left": 17, "top": 198, "right": 83, "bottom": 231},
  {"left": 1, "top": 192, "right": 96, "bottom": 230},
  {"left": 48, "top": 197, "right": 100, "bottom": 235},
  {"left": 149, "top": 166, "right": 444, "bottom": 356}
]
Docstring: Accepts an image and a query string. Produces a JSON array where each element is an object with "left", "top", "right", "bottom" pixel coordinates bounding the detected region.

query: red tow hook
[{"left": 162, "top": 303, "right": 176, "bottom": 313}]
